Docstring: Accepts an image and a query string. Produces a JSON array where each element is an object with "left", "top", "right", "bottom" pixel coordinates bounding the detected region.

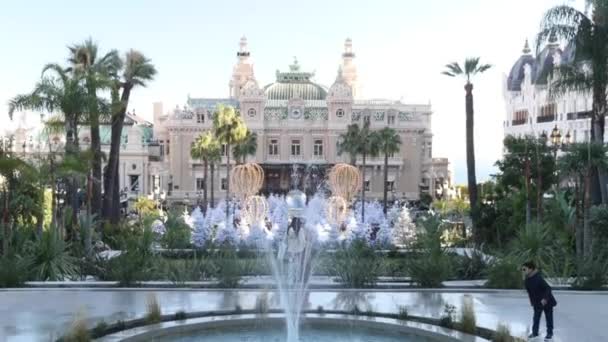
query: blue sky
[{"left": 0, "top": 0, "right": 584, "bottom": 183}]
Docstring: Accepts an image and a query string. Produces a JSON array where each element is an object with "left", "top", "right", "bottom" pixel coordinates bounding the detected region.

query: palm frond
[
  {"left": 476, "top": 64, "right": 492, "bottom": 73},
  {"left": 464, "top": 57, "right": 481, "bottom": 75},
  {"left": 443, "top": 62, "right": 463, "bottom": 76},
  {"left": 8, "top": 94, "right": 43, "bottom": 119},
  {"left": 42, "top": 63, "right": 70, "bottom": 84},
  {"left": 123, "top": 50, "right": 157, "bottom": 87},
  {"left": 549, "top": 64, "right": 593, "bottom": 98},
  {"left": 537, "top": 5, "right": 588, "bottom": 52}
]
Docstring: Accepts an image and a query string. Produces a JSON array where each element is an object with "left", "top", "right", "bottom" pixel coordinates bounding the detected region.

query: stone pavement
[{"left": 0, "top": 289, "right": 605, "bottom": 341}]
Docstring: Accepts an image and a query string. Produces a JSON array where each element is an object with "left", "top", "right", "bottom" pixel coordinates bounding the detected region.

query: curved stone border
[{"left": 95, "top": 313, "right": 490, "bottom": 342}]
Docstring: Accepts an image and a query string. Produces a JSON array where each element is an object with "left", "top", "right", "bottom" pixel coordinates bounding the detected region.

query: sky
[{"left": 0, "top": 0, "right": 585, "bottom": 184}]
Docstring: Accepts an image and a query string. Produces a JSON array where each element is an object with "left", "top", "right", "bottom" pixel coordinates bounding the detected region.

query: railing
[
  {"left": 512, "top": 118, "right": 527, "bottom": 126},
  {"left": 567, "top": 111, "right": 592, "bottom": 120},
  {"left": 537, "top": 115, "right": 555, "bottom": 123}
]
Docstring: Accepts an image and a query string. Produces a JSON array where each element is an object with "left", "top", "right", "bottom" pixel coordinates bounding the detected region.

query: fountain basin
[{"left": 96, "top": 313, "right": 489, "bottom": 342}]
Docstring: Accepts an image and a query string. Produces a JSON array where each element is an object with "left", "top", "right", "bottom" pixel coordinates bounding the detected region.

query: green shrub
[
  {"left": 91, "top": 321, "right": 108, "bottom": 338},
  {"left": 25, "top": 228, "right": 78, "bottom": 281},
  {"left": 160, "top": 257, "right": 211, "bottom": 284},
  {"left": 0, "top": 255, "right": 31, "bottom": 287},
  {"left": 330, "top": 239, "right": 380, "bottom": 287},
  {"left": 104, "top": 227, "right": 156, "bottom": 285},
  {"left": 408, "top": 216, "right": 452, "bottom": 287},
  {"left": 485, "top": 257, "right": 523, "bottom": 289},
  {"left": 590, "top": 205, "right": 608, "bottom": 243},
  {"left": 63, "top": 315, "right": 90, "bottom": 342},
  {"left": 572, "top": 251, "right": 608, "bottom": 290},
  {"left": 397, "top": 305, "right": 409, "bottom": 320},
  {"left": 454, "top": 249, "right": 488, "bottom": 280},
  {"left": 439, "top": 304, "right": 456, "bottom": 328},
  {"left": 174, "top": 311, "right": 187, "bottom": 320},
  {"left": 145, "top": 294, "right": 162, "bottom": 324},
  {"left": 508, "top": 223, "right": 556, "bottom": 273},
  {"left": 162, "top": 212, "right": 191, "bottom": 249},
  {"left": 459, "top": 295, "right": 476, "bottom": 334},
  {"left": 493, "top": 323, "right": 514, "bottom": 342},
  {"left": 212, "top": 246, "right": 242, "bottom": 288}
]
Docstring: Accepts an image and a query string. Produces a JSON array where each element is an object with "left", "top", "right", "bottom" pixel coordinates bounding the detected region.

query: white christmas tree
[
  {"left": 392, "top": 206, "right": 417, "bottom": 247},
  {"left": 214, "top": 214, "right": 240, "bottom": 246},
  {"left": 190, "top": 207, "right": 209, "bottom": 248}
]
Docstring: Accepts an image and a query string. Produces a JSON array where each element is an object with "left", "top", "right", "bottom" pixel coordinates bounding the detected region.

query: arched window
[
  {"left": 336, "top": 108, "right": 345, "bottom": 118},
  {"left": 248, "top": 108, "right": 256, "bottom": 117}
]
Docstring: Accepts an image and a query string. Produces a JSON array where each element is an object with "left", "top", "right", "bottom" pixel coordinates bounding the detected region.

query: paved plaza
[{"left": 0, "top": 289, "right": 605, "bottom": 341}]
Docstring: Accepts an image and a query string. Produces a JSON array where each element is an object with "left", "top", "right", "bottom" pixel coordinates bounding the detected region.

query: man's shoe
[
  {"left": 528, "top": 333, "right": 539, "bottom": 340},
  {"left": 544, "top": 334, "right": 553, "bottom": 341}
]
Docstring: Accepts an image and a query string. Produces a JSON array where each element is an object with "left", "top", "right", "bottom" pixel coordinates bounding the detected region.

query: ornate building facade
[
  {"left": 4, "top": 37, "right": 452, "bottom": 206},
  {"left": 503, "top": 36, "right": 606, "bottom": 144}
]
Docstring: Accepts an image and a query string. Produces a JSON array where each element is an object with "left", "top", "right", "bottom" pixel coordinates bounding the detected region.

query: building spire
[
  {"left": 522, "top": 39, "right": 532, "bottom": 55},
  {"left": 237, "top": 36, "right": 250, "bottom": 59},
  {"left": 343, "top": 37, "right": 355, "bottom": 58}
]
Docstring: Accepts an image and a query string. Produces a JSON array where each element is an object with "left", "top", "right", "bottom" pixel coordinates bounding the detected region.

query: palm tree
[
  {"left": 232, "top": 129, "right": 257, "bottom": 164},
  {"left": 337, "top": 123, "right": 361, "bottom": 165},
  {"left": 9, "top": 64, "right": 88, "bottom": 238},
  {"left": 442, "top": 57, "right": 492, "bottom": 244},
  {"left": 67, "top": 38, "right": 121, "bottom": 218},
  {"left": 208, "top": 143, "right": 222, "bottom": 209},
  {"left": 558, "top": 142, "right": 608, "bottom": 258},
  {"left": 191, "top": 132, "right": 221, "bottom": 213},
  {"left": 538, "top": 1, "right": 608, "bottom": 204},
  {"left": 338, "top": 121, "right": 377, "bottom": 222},
  {"left": 212, "top": 105, "right": 247, "bottom": 219},
  {"left": 102, "top": 50, "right": 156, "bottom": 224},
  {"left": 374, "top": 127, "right": 402, "bottom": 213}
]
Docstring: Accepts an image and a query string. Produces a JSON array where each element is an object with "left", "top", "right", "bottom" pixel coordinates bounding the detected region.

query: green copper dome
[{"left": 263, "top": 58, "right": 327, "bottom": 100}]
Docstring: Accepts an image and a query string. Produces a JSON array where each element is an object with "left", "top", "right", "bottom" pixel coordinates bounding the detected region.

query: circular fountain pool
[{"left": 98, "top": 314, "right": 488, "bottom": 342}]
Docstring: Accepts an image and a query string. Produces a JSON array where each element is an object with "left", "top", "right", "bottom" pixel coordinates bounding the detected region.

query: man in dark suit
[{"left": 522, "top": 261, "right": 557, "bottom": 341}]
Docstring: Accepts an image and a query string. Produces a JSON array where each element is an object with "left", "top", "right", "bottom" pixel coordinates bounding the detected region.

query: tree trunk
[
  {"left": 583, "top": 170, "right": 592, "bottom": 257},
  {"left": 85, "top": 172, "right": 92, "bottom": 257},
  {"left": 203, "top": 159, "right": 208, "bottom": 214},
  {"left": 361, "top": 152, "right": 366, "bottom": 222},
  {"left": 383, "top": 152, "right": 389, "bottom": 214},
  {"left": 536, "top": 145, "right": 543, "bottom": 222},
  {"left": 575, "top": 178, "right": 583, "bottom": 261},
  {"left": 464, "top": 83, "right": 479, "bottom": 243},
  {"left": 90, "top": 113, "right": 103, "bottom": 219},
  {"left": 2, "top": 188, "right": 9, "bottom": 257},
  {"left": 210, "top": 163, "right": 215, "bottom": 208},
  {"left": 591, "top": 82, "right": 607, "bottom": 204},
  {"left": 525, "top": 157, "right": 531, "bottom": 225},
  {"left": 225, "top": 144, "right": 231, "bottom": 220},
  {"left": 103, "top": 84, "right": 133, "bottom": 225}
]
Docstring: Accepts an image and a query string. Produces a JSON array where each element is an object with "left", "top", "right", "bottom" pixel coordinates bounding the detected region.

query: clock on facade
[
  {"left": 248, "top": 108, "right": 256, "bottom": 117},
  {"left": 291, "top": 109, "right": 302, "bottom": 119}
]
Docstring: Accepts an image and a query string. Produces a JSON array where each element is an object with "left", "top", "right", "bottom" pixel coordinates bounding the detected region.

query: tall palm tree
[
  {"left": 190, "top": 131, "right": 221, "bottom": 213},
  {"left": 232, "top": 129, "right": 257, "bottom": 164},
  {"left": 442, "top": 57, "right": 492, "bottom": 244},
  {"left": 67, "top": 38, "right": 121, "bottom": 218},
  {"left": 212, "top": 105, "right": 247, "bottom": 219},
  {"left": 558, "top": 142, "right": 608, "bottom": 258},
  {"left": 337, "top": 123, "right": 361, "bottom": 165},
  {"left": 9, "top": 64, "right": 87, "bottom": 237},
  {"left": 338, "top": 122, "right": 377, "bottom": 222},
  {"left": 102, "top": 50, "right": 156, "bottom": 224},
  {"left": 208, "top": 143, "right": 222, "bottom": 209},
  {"left": 374, "top": 127, "right": 402, "bottom": 213},
  {"left": 538, "top": 1, "right": 608, "bottom": 204}
]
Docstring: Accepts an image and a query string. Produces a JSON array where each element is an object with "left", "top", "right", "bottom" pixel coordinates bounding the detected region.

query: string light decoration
[
  {"left": 328, "top": 163, "right": 361, "bottom": 202},
  {"left": 230, "top": 162, "right": 267, "bottom": 224},
  {"left": 326, "top": 163, "right": 361, "bottom": 226},
  {"left": 326, "top": 195, "right": 348, "bottom": 226}
]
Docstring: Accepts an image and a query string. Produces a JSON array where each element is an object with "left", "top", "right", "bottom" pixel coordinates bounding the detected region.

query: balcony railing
[
  {"left": 537, "top": 114, "right": 555, "bottom": 123},
  {"left": 512, "top": 118, "right": 527, "bottom": 126},
  {"left": 567, "top": 111, "right": 592, "bottom": 120}
]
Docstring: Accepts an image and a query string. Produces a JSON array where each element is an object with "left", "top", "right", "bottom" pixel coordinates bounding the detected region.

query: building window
[
  {"left": 221, "top": 178, "right": 227, "bottom": 190},
  {"left": 364, "top": 115, "right": 371, "bottom": 124},
  {"left": 221, "top": 144, "right": 227, "bottom": 156},
  {"left": 166, "top": 140, "right": 170, "bottom": 156},
  {"left": 336, "top": 108, "right": 345, "bottom": 118},
  {"left": 129, "top": 175, "right": 140, "bottom": 193},
  {"left": 268, "top": 139, "right": 279, "bottom": 156},
  {"left": 364, "top": 180, "right": 370, "bottom": 191},
  {"left": 388, "top": 115, "right": 395, "bottom": 125},
  {"left": 196, "top": 178, "right": 205, "bottom": 191},
  {"left": 196, "top": 113, "right": 204, "bottom": 123},
  {"left": 313, "top": 139, "right": 323, "bottom": 157},
  {"left": 386, "top": 181, "right": 395, "bottom": 191},
  {"left": 248, "top": 108, "right": 256, "bottom": 117},
  {"left": 388, "top": 149, "right": 397, "bottom": 158},
  {"left": 159, "top": 140, "right": 165, "bottom": 157},
  {"left": 291, "top": 139, "right": 301, "bottom": 156}
]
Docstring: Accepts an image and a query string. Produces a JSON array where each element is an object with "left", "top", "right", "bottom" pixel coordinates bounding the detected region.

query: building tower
[
  {"left": 229, "top": 36, "right": 255, "bottom": 99},
  {"left": 341, "top": 38, "right": 359, "bottom": 98}
]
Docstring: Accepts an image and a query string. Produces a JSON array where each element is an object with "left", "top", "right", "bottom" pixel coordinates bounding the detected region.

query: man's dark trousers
[{"left": 532, "top": 305, "right": 553, "bottom": 336}]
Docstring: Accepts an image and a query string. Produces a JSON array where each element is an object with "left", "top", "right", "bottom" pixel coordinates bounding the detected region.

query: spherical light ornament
[
  {"left": 328, "top": 163, "right": 361, "bottom": 202},
  {"left": 286, "top": 189, "right": 307, "bottom": 218},
  {"left": 326, "top": 195, "right": 348, "bottom": 226},
  {"left": 231, "top": 162, "right": 265, "bottom": 199},
  {"left": 243, "top": 195, "right": 268, "bottom": 225}
]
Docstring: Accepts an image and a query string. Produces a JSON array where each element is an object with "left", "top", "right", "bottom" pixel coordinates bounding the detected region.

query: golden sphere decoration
[
  {"left": 243, "top": 195, "right": 268, "bottom": 225},
  {"left": 230, "top": 162, "right": 265, "bottom": 200},
  {"left": 328, "top": 163, "right": 361, "bottom": 203},
  {"left": 326, "top": 195, "right": 348, "bottom": 226}
]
